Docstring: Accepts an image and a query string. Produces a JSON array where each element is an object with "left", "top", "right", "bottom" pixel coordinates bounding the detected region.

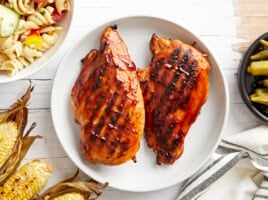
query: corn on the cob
[
  {"left": 52, "top": 193, "right": 85, "bottom": 200},
  {"left": 0, "top": 159, "right": 53, "bottom": 200},
  {"left": 0, "top": 122, "right": 18, "bottom": 168}
]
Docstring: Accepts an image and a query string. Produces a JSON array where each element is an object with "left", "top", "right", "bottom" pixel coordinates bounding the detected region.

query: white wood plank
[{"left": 0, "top": 80, "right": 52, "bottom": 109}]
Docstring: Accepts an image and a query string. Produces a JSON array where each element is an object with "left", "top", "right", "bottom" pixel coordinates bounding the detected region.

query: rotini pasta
[
  {"left": 28, "top": 6, "right": 55, "bottom": 27},
  {"left": 0, "top": 45, "right": 42, "bottom": 76},
  {"left": 7, "top": 0, "right": 35, "bottom": 15},
  {"left": 39, "top": 32, "right": 58, "bottom": 51},
  {"left": 55, "top": 0, "right": 70, "bottom": 13},
  {"left": 0, "top": 36, "right": 22, "bottom": 60},
  {"left": 0, "top": 0, "right": 71, "bottom": 76},
  {"left": 16, "top": 19, "right": 39, "bottom": 35},
  {"left": 1, "top": 59, "right": 24, "bottom": 76}
]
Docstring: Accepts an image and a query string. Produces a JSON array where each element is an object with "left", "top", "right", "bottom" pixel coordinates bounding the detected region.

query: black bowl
[{"left": 238, "top": 32, "right": 268, "bottom": 123}]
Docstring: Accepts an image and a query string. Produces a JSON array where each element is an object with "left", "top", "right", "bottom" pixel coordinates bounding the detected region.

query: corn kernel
[{"left": 0, "top": 122, "right": 18, "bottom": 168}]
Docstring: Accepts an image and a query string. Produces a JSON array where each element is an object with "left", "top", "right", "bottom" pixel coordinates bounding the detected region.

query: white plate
[
  {"left": 0, "top": 0, "right": 74, "bottom": 83},
  {"left": 51, "top": 16, "right": 229, "bottom": 192}
]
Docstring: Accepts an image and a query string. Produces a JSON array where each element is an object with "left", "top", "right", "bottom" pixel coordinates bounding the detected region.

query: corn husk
[
  {"left": 0, "top": 83, "right": 41, "bottom": 185},
  {"left": 37, "top": 170, "right": 108, "bottom": 200}
]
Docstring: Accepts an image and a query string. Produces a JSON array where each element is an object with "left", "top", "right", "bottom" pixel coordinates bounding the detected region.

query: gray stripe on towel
[{"left": 254, "top": 194, "right": 268, "bottom": 199}]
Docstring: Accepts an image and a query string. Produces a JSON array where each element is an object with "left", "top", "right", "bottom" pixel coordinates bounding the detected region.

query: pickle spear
[
  {"left": 260, "top": 39, "right": 268, "bottom": 48},
  {"left": 250, "top": 88, "right": 268, "bottom": 106},
  {"left": 250, "top": 50, "right": 268, "bottom": 60},
  {"left": 247, "top": 61, "right": 268, "bottom": 76}
]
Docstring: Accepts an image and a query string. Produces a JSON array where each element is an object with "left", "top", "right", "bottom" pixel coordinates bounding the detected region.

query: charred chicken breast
[
  {"left": 138, "top": 34, "right": 210, "bottom": 165},
  {"left": 71, "top": 26, "right": 145, "bottom": 165}
]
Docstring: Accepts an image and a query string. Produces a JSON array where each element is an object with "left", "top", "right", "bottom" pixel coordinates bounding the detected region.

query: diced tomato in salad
[
  {"left": 51, "top": 10, "right": 67, "bottom": 21},
  {"left": 29, "top": 29, "right": 41, "bottom": 36}
]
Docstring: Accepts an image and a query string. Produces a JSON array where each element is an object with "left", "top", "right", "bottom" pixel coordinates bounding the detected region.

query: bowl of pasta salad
[{"left": 0, "top": 0, "right": 73, "bottom": 83}]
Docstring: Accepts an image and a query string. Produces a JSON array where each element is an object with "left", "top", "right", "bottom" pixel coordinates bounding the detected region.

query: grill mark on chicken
[
  {"left": 88, "top": 86, "right": 128, "bottom": 155},
  {"left": 140, "top": 34, "right": 210, "bottom": 165},
  {"left": 106, "top": 94, "right": 137, "bottom": 157},
  {"left": 92, "top": 55, "right": 111, "bottom": 91},
  {"left": 144, "top": 59, "right": 164, "bottom": 107},
  {"left": 177, "top": 60, "right": 198, "bottom": 108},
  {"left": 82, "top": 58, "right": 111, "bottom": 123},
  {"left": 166, "top": 47, "right": 182, "bottom": 78},
  {"left": 166, "top": 49, "right": 191, "bottom": 97},
  {"left": 105, "top": 92, "right": 119, "bottom": 114},
  {"left": 106, "top": 107, "right": 124, "bottom": 155},
  {"left": 165, "top": 130, "right": 184, "bottom": 163},
  {"left": 107, "top": 105, "right": 136, "bottom": 160},
  {"left": 150, "top": 58, "right": 165, "bottom": 81},
  {"left": 87, "top": 78, "right": 139, "bottom": 158},
  {"left": 165, "top": 54, "right": 198, "bottom": 115},
  {"left": 145, "top": 58, "right": 166, "bottom": 104},
  {"left": 152, "top": 49, "right": 192, "bottom": 123},
  {"left": 90, "top": 92, "right": 120, "bottom": 141},
  {"left": 156, "top": 60, "right": 198, "bottom": 154},
  {"left": 84, "top": 88, "right": 115, "bottom": 131},
  {"left": 89, "top": 117, "right": 105, "bottom": 141},
  {"left": 178, "top": 61, "right": 194, "bottom": 94},
  {"left": 84, "top": 54, "right": 123, "bottom": 129},
  {"left": 168, "top": 48, "right": 181, "bottom": 65}
]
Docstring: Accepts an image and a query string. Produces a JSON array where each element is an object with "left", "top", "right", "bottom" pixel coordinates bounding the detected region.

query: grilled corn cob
[
  {"left": 0, "top": 159, "right": 53, "bottom": 200},
  {"left": 52, "top": 193, "right": 85, "bottom": 200},
  {"left": 0, "top": 122, "right": 18, "bottom": 168}
]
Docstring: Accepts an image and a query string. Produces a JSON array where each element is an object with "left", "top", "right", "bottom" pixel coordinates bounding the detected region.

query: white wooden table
[{"left": 0, "top": 0, "right": 265, "bottom": 199}]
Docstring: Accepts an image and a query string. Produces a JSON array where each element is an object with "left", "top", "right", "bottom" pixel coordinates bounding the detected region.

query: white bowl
[
  {"left": 51, "top": 16, "right": 229, "bottom": 192},
  {"left": 0, "top": 0, "right": 74, "bottom": 83}
]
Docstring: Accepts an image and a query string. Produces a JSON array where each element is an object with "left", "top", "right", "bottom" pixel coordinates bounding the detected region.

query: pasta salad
[{"left": 0, "top": 0, "right": 71, "bottom": 76}]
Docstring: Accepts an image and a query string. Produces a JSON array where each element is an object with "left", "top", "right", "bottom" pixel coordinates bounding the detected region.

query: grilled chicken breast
[
  {"left": 138, "top": 34, "right": 210, "bottom": 165},
  {"left": 71, "top": 26, "right": 145, "bottom": 165}
]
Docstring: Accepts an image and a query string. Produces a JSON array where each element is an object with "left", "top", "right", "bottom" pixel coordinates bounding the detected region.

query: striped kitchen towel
[{"left": 177, "top": 126, "right": 268, "bottom": 200}]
